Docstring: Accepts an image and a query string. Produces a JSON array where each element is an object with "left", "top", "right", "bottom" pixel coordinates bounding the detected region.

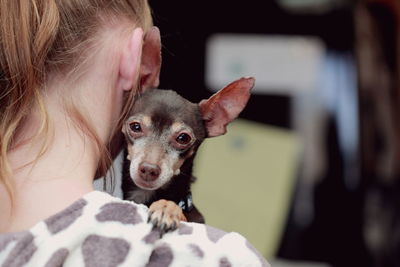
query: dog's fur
[{"left": 122, "top": 77, "right": 255, "bottom": 233}]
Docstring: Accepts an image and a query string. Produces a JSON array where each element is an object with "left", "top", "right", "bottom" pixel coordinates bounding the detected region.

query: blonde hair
[{"left": 0, "top": 0, "right": 152, "bottom": 200}]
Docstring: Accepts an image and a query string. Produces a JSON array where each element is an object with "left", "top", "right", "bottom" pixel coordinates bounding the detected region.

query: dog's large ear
[
  {"left": 140, "top": 26, "right": 162, "bottom": 91},
  {"left": 199, "top": 77, "right": 255, "bottom": 137}
]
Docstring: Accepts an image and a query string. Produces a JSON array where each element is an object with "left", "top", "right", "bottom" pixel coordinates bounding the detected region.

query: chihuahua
[{"left": 121, "top": 77, "right": 255, "bottom": 233}]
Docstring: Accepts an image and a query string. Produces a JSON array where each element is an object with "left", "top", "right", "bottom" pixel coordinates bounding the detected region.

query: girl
[{"left": 0, "top": 1, "right": 268, "bottom": 266}]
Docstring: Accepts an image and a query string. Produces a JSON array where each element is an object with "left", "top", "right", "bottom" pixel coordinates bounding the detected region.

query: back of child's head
[{"left": 0, "top": 0, "right": 152, "bottom": 201}]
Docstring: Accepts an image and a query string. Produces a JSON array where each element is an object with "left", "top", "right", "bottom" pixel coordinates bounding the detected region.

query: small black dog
[{"left": 122, "top": 77, "right": 254, "bottom": 233}]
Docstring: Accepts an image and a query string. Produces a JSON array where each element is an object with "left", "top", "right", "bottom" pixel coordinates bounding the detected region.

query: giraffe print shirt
[{"left": 0, "top": 191, "right": 269, "bottom": 267}]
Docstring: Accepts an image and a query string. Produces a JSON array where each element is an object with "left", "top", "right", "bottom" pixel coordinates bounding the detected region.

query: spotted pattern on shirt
[
  {"left": 44, "top": 248, "right": 69, "bottom": 267},
  {"left": 96, "top": 202, "right": 143, "bottom": 225},
  {"left": 0, "top": 232, "right": 23, "bottom": 252},
  {"left": 82, "top": 234, "right": 130, "bottom": 267},
  {"left": 146, "top": 243, "right": 173, "bottom": 267},
  {"left": 45, "top": 199, "right": 87, "bottom": 234},
  {"left": 219, "top": 256, "right": 232, "bottom": 267},
  {"left": 0, "top": 191, "right": 269, "bottom": 267},
  {"left": 142, "top": 229, "right": 160, "bottom": 244},
  {"left": 178, "top": 224, "right": 193, "bottom": 235},
  {"left": 206, "top": 225, "right": 227, "bottom": 243},
  {"left": 2, "top": 232, "right": 37, "bottom": 267},
  {"left": 188, "top": 243, "right": 204, "bottom": 258}
]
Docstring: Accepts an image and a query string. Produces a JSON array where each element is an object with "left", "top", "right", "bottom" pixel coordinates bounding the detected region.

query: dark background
[{"left": 150, "top": 0, "right": 353, "bottom": 129}]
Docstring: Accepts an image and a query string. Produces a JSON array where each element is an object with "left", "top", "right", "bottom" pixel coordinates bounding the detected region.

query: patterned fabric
[{"left": 0, "top": 191, "right": 269, "bottom": 267}]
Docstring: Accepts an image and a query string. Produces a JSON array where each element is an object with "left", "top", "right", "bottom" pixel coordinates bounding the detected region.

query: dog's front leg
[{"left": 148, "top": 199, "right": 187, "bottom": 235}]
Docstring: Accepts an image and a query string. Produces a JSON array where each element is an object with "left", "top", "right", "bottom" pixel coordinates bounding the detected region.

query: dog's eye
[
  {"left": 176, "top": 133, "right": 192, "bottom": 145},
  {"left": 130, "top": 122, "right": 142, "bottom": 133}
]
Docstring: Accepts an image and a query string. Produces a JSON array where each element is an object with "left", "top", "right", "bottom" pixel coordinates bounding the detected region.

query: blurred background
[
  {"left": 99, "top": 0, "right": 400, "bottom": 266},
  {"left": 149, "top": 0, "right": 400, "bottom": 266}
]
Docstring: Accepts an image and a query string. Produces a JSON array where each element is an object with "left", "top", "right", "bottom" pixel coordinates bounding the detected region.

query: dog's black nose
[{"left": 138, "top": 162, "right": 161, "bottom": 181}]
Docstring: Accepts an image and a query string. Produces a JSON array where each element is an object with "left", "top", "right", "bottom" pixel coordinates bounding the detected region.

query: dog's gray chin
[{"left": 133, "top": 178, "right": 161, "bottom": 191}]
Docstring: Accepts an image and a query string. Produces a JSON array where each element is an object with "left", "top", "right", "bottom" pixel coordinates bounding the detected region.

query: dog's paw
[{"left": 148, "top": 199, "right": 187, "bottom": 235}]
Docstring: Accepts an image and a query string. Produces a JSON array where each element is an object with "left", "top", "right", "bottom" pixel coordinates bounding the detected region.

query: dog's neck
[{"left": 126, "top": 188, "right": 154, "bottom": 204}]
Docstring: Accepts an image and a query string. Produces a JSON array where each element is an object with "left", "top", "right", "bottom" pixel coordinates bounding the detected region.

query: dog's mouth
[{"left": 133, "top": 178, "right": 162, "bottom": 190}]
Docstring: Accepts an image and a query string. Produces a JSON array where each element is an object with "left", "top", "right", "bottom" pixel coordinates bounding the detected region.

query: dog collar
[{"left": 178, "top": 192, "right": 193, "bottom": 212}]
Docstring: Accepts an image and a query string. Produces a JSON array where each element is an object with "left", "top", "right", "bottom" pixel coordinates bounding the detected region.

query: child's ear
[
  {"left": 118, "top": 27, "right": 144, "bottom": 91},
  {"left": 199, "top": 77, "right": 255, "bottom": 137},
  {"left": 139, "top": 26, "right": 161, "bottom": 91}
]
